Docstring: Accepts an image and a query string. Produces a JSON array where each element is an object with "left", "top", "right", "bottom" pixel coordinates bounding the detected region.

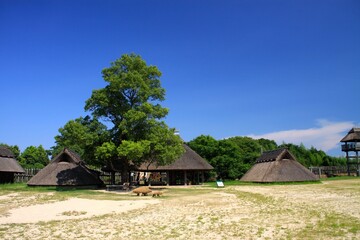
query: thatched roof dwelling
[
  {"left": 241, "top": 148, "right": 318, "bottom": 182},
  {"left": 136, "top": 144, "right": 214, "bottom": 185},
  {"left": 0, "top": 146, "right": 25, "bottom": 183},
  {"left": 28, "top": 148, "right": 103, "bottom": 187},
  {"left": 340, "top": 128, "right": 360, "bottom": 142},
  {"left": 137, "top": 145, "right": 214, "bottom": 171}
]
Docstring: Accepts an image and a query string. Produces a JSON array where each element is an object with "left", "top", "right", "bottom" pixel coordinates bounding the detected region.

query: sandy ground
[
  {"left": 0, "top": 197, "right": 160, "bottom": 224},
  {"left": 0, "top": 179, "right": 359, "bottom": 239}
]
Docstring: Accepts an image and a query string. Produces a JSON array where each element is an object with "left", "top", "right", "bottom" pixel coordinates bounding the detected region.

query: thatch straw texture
[
  {"left": 241, "top": 148, "right": 318, "bottom": 182},
  {"left": 136, "top": 144, "right": 213, "bottom": 171},
  {"left": 0, "top": 146, "right": 25, "bottom": 173},
  {"left": 340, "top": 128, "right": 360, "bottom": 142},
  {"left": 27, "top": 148, "right": 103, "bottom": 187}
]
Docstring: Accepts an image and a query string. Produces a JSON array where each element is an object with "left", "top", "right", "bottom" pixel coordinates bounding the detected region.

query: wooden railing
[{"left": 341, "top": 143, "right": 360, "bottom": 151}]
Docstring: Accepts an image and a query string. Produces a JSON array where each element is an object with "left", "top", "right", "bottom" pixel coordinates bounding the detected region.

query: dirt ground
[{"left": 0, "top": 179, "right": 359, "bottom": 239}]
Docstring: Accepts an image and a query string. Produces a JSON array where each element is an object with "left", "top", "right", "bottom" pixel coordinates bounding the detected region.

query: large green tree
[
  {"left": 186, "top": 135, "right": 218, "bottom": 161},
  {"left": 52, "top": 116, "right": 109, "bottom": 166},
  {"left": 19, "top": 145, "right": 49, "bottom": 169},
  {"left": 188, "top": 136, "right": 250, "bottom": 179},
  {"left": 84, "top": 54, "right": 183, "bottom": 181},
  {"left": 227, "top": 136, "right": 262, "bottom": 165}
]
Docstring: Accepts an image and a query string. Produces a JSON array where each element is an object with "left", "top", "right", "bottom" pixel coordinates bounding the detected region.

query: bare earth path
[{"left": 0, "top": 179, "right": 359, "bottom": 239}]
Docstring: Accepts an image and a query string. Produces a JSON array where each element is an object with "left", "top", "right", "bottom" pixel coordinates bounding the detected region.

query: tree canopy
[
  {"left": 85, "top": 53, "right": 168, "bottom": 143},
  {"left": 52, "top": 54, "right": 184, "bottom": 181},
  {"left": 52, "top": 116, "right": 109, "bottom": 166},
  {"left": 188, "top": 135, "right": 346, "bottom": 180},
  {"left": 19, "top": 145, "right": 49, "bottom": 169}
]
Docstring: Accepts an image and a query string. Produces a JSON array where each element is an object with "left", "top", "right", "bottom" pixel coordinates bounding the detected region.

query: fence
[
  {"left": 309, "top": 166, "right": 359, "bottom": 177},
  {"left": 14, "top": 168, "right": 122, "bottom": 184},
  {"left": 14, "top": 169, "right": 41, "bottom": 183}
]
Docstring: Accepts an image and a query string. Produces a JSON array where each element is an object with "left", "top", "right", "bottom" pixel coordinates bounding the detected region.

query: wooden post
[
  {"left": 346, "top": 143, "right": 350, "bottom": 176},
  {"left": 166, "top": 171, "right": 170, "bottom": 186},
  {"left": 184, "top": 171, "right": 187, "bottom": 186},
  {"left": 356, "top": 150, "right": 359, "bottom": 177},
  {"left": 111, "top": 172, "right": 115, "bottom": 185}
]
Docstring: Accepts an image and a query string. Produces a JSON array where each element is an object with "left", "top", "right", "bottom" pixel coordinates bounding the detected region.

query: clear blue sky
[{"left": 0, "top": 0, "right": 359, "bottom": 156}]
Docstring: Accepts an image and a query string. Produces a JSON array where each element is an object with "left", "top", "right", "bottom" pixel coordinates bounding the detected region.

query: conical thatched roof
[
  {"left": 27, "top": 148, "right": 103, "bottom": 187},
  {"left": 136, "top": 144, "right": 214, "bottom": 171},
  {"left": 0, "top": 146, "right": 25, "bottom": 173},
  {"left": 340, "top": 128, "right": 360, "bottom": 142},
  {"left": 241, "top": 148, "right": 318, "bottom": 182}
]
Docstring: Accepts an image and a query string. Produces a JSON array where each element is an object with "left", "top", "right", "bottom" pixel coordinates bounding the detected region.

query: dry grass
[{"left": 0, "top": 179, "right": 359, "bottom": 239}]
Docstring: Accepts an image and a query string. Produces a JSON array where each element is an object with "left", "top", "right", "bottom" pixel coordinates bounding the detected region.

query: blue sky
[{"left": 0, "top": 0, "right": 359, "bottom": 156}]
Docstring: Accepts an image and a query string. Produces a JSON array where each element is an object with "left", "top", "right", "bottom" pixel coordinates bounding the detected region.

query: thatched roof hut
[
  {"left": 137, "top": 145, "right": 214, "bottom": 171},
  {"left": 27, "top": 148, "right": 103, "bottom": 187},
  {"left": 0, "top": 146, "right": 25, "bottom": 183},
  {"left": 340, "top": 128, "right": 360, "bottom": 142},
  {"left": 241, "top": 148, "right": 318, "bottom": 182},
  {"left": 136, "top": 144, "right": 214, "bottom": 185}
]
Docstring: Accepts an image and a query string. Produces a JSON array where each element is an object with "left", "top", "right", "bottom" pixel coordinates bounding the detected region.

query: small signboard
[{"left": 216, "top": 180, "right": 224, "bottom": 188}]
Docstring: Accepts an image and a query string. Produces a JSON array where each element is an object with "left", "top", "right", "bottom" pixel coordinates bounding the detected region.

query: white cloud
[{"left": 248, "top": 120, "right": 355, "bottom": 152}]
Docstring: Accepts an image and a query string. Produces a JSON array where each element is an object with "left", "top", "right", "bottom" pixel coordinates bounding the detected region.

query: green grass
[
  {"left": 203, "top": 176, "right": 359, "bottom": 188},
  {"left": 0, "top": 182, "right": 139, "bottom": 201},
  {"left": 204, "top": 179, "right": 321, "bottom": 188},
  {"left": 233, "top": 190, "right": 276, "bottom": 204},
  {"left": 293, "top": 212, "right": 360, "bottom": 239},
  {"left": 321, "top": 176, "right": 360, "bottom": 181},
  {"left": 0, "top": 182, "right": 56, "bottom": 193}
]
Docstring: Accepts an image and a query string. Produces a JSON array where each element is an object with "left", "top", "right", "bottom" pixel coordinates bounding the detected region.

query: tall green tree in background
[
  {"left": 77, "top": 53, "right": 183, "bottom": 181},
  {"left": 186, "top": 135, "right": 218, "bottom": 160},
  {"left": 19, "top": 145, "right": 49, "bottom": 168},
  {"left": 52, "top": 116, "right": 109, "bottom": 166},
  {"left": 211, "top": 139, "right": 248, "bottom": 179},
  {"left": 227, "top": 136, "right": 262, "bottom": 165},
  {"left": 52, "top": 54, "right": 183, "bottom": 181},
  {"left": 257, "top": 138, "right": 278, "bottom": 152},
  {"left": 188, "top": 136, "right": 250, "bottom": 179}
]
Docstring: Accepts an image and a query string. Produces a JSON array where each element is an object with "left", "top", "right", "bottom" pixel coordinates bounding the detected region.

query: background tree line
[
  {"left": 1, "top": 134, "right": 346, "bottom": 179},
  {"left": 187, "top": 135, "right": 347, "bottom": 180}
]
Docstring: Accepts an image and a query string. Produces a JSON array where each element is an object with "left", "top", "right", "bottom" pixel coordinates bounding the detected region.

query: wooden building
[
  {"left": 240, "top": 148, "right": 319, "bottom": 182},
  {"left": 28, "top": 148, "right": 103, "bottom": 187},
  {"left": 340, "top": 128, "right": 360, "bottom": 176},
  {"left": 135, "top": 144, "right": 214, "bottom": 185},
  {"left": 0, "top": 146, "right": 25, "bottom": 183}
]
